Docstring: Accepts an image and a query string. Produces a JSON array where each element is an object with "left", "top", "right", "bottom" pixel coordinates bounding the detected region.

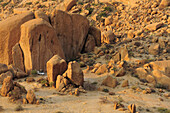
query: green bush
[
  {"left": 98, "top": 12, "right": 107, "bottom": 17},
  {"left": 31, "top": 70, "right": 37, "bottom": 75},
  {"left": 86, "top": 8, "right": 94, "bottom": 15},
  {"left": 157, "top": 107, "right": 170, "bottom": 113},
  {"left": 104, "top": 6, "right": 112, "bottom": 12},
  {"left": 102, "top": 88, "right": 109, "bottom": 92},
  {"left": 2, "top": 2, "right": 8, "bottom": 7},
  {"left": 26, "top": 2, "right": 32, "bottom": 5},
  {"left": 49, "top": 82, "right": 54, "bottom": 87}
]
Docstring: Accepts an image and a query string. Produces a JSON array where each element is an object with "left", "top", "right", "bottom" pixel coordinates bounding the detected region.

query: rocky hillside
[{"left": 0, "top": 0, "right": 169, "bottom": 113}]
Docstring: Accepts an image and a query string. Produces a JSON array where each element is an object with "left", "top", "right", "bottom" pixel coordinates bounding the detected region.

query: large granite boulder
[
  {"left": 19, "top": 18, "right": 65, "bottom": 73},
  {"left": 0, "top": 12, "right": 34, "bottom": 65},
  {"left": 51, "top": 10, "right": 89, "bottom": 61}
]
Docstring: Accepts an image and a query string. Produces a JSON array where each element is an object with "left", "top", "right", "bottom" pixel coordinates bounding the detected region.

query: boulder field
[{"left": 0, "top": 10, "right": 100, "bottom": 73}]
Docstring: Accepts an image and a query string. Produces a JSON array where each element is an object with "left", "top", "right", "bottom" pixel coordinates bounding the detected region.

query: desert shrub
[
  {"left": 91, "top": 82, "right": 98, "bottom": 85},
  {"left": 49, "top": 82, "right": 54, "bottom": 87},
  {"left": 26, "top": 2, "right": 32, "bottom": 5},
  {"left": 86, "top": 8, "right": 94, "bottom": 15},
  {"left": 102, "top": 88, "right": 109, "bottom": 93},
  {"left": 86, "top": 58, "right": 95, "bottom": 66},
  {"left": 104, "top": 6, "right": 112, "bottom": 12},
  {"left": 2, "top": 2, "right": 8, "bottom": 7},
  {"left": 98, "top": 12, "right": 107, "bottom": 17},
  {"left": 155, "top": 83, "right": 168, "bottom": 90},
  {"left": 77, "top": 2, "right": 83, "bottom": 5},
  {"left": 79, "top": 61, "right": 86, "bottom": 67},
  {"left": 31, "top": 70, "right": 37, "bottom": 75},
  {"left": 157, "top": 107, "right": 170, "bottom": 113}
]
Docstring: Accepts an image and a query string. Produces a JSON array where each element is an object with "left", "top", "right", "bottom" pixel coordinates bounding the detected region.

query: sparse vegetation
[
  {"left": 77, "top": 2, "right": 83, "bottom": 5},
  {"left": 131, "top": 86, "right": 137, "bottom": 90},
  {"left": 98, "top": 12, "right": 107, "bottom": 17},
  {"left": 157, "top": 107, "right": 170, "bottom": 113},
  {"left": 79, "top": 61, "right": 86, "bottom": 67},
  {"left": 91, "top": 82, "right": 98, "bottom": 85},
  {"left": 155, "top": 83, "right": 168, "bottom": 90},
  {"left": 49, "top": 82, "right": 54, "bottom": 87},
  {"left": 86, "top": 7, "right": 94, "bottom": 15},
  {"left": 102, "top": 88, "right": 109, "bottom": 93},
  {"left": 40, "top": 80, "right": 48, "bottom": 86},
  {"left": 2, "top": 2, "right": 8, "bottom": 7},
  {"left": 26, "top": 2, "right": 32, "bottom": 5},
  {"left": 104, "top": 6, "right": 112, "bottom": 12},
  {"left": 86, "top": 58, "right": 95, "bottom": 66},
  {"left": 31, "top": 70, "right": 37, "bottom": 75}
]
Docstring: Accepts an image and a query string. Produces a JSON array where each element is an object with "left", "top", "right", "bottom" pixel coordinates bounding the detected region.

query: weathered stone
[
  {"left": 0, "top": 64, "right": 8, "bottom": 74},
  {"left": 55, "top": 0, "right": 76, "bottom": 11},
  {"left": 0, "top": 71, "right": 13, "bottom": 85},
  {"left": 101, "top": 30, "right": 115, "bottom": 44},
  {"left": 12, "top": 43, "right": 25, "bottom": 71},
  {"left": 159, "top": 0, "right": 170, "bottom": 9},
  {"left": 119, "top": 46, "right": 129, "bottom": 61},
  {"left": 121, "top": 80, "right": 128, "bottom": 87},
  {"left": 13, "top": 82, "right": 27, "bottom": 94},
  {"left": 64, "top": 0, "right": 76, "bottom": 11},
  {"left": 105, "top": 16, "right": 113, "bottom": 26},
  {"left": 9, "top": 86, "right": 22, "bottom": 101},
  {"left": 51, "top": 10, "right": 89, "bottom": 61},
  {"left": 112, "top": 52, "right": 120, "bottom": 63},
  {"left": 26, "top": 77, "right": 35, "bottom": 83},
  {"left": 63, "top": 61, "right": 84, "bottom": 86},
  {"left": 1, "top": 76, "right": 14, "bottom": 97},
  {"left": 94, "top": 63, "right": 102, "bottom": 68},
  {"left": 128, "top": 104, "right": 136, "bottom": 113},
  {"left": 127, "top": 30, "right": 134, "bottom": 39},
  {"left": 26, "top": 90, "right": 36, "bottom": 104},
  {"left": 47, "top": 55, "right": 67, "bottom": 85},
  {"left": 149, "top": 60, "right": 170, "bottom": 73},
  {"left": 23, "top": 98, "right": 28, "bottom": 104},
  {"left": 95, "top": 64, "right": 108, "bottom": 75},
  {"left": 88, "top": 26, "right": 101, "bottom": 46},
  {"left": 146, "top": 75, "right": 156, "bottom": 84},
  {"left": 34, "top": 10, "right": 49, "bottom": 22},
  {"left": 84, "top": 34, "right": 96, "bottom": 53},
  {"left": 19, "top": 18, "right": 65, "bottom": 73},
  {"left": 8, "top": 65, "right": 28, "bottom": 79},
  {"left": 145, "top": 22, "right": 163, "bottom": 31},
  {"left": 165, "top": 67, "right": 170, "bottom": 77},
  {"left": 152, "top": 70, "right": 170, "bottom": 90},
  {"left": 75, "top": 88, "right": 80, "bottom": 96},
  {"left": 158, "top": 37, "right": 166, "bottom": 48},
  {"left": 56, "top": 75, "right": 65, "bottom": 91},
  {"left": 136, "top": 68, "right": 148, "bottom": 79},
  {"left": 115, "top": 67, "right": 126, "bottom": 77},
  {"left": 0, "top": 12, "right": 34, "bottom": 65},
  {"left": 102, "top": 76, "right": 117, "bottom": 88},
  {"left": 148, "top": 43, "right": 160, "bottom": 55},
  {"left": 94, "top": 47, "right": 101, "bottom": 54},
  {"left": 13, "top": 8, "right": 30, "bottom": 14}
]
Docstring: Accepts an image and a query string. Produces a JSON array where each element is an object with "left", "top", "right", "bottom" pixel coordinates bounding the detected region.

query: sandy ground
[{"left": 0, "top": 72, "right": 170, "bottom": 113}]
